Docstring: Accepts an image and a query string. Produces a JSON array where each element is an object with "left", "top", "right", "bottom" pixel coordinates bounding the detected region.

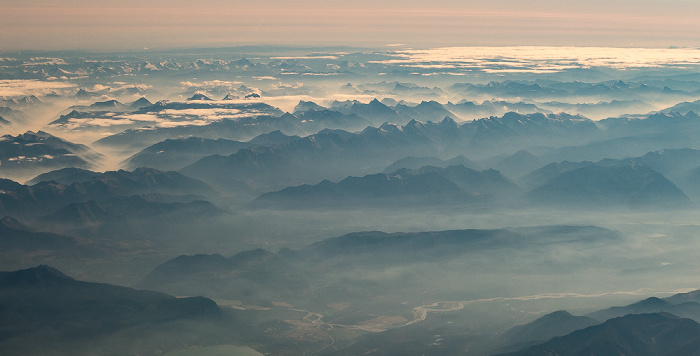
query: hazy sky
[{"left": 2, "top": 0, "right": 699, "bottom": 51}]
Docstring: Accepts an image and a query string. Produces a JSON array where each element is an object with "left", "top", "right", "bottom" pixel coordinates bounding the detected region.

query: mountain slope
[
  {"left": 0, "top": 265, "right": 233, "bottom": 356},
  {"left": 525, "top": 163, "right": 692, "bottom": 209},
  {"left": 502, "top": 313, "right": 700, "bottom": 356}
]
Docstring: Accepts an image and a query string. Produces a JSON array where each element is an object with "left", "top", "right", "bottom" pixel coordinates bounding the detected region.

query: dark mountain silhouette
[
  {"left": 497, "top": 310, "right": 599, "bottom": 353},
  {"left": 501, "top": 313, "right": 700, "bottom": 356},
  {"left": 0, "top": 265, "right": 231, "bottom": 355}
]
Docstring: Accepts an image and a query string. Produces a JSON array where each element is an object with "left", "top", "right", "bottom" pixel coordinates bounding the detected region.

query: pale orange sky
[{"left": 1, "top": 0, "right": 699, "bottom": 51}]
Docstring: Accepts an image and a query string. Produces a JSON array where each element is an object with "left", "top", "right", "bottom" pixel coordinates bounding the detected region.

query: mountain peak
[
  {"left": 187, "top": 93, "right": 213, "bottom": 101},
  {"left": 130, "top": 97, "right": 152, "bottom": 108},
  {"left": 0, "top": 265, "right": 75, "bottom": 288}
]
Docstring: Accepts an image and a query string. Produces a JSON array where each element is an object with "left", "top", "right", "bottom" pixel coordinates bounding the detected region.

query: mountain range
[
  {"left": 0, "top": 131, "right": 102, "bottom": 177},
  {"left": 0, "top": 265, "right": 236, "bottom": 356}
]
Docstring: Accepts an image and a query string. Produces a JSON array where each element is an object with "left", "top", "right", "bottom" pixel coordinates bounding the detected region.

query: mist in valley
[{"left": 4, "top": 46, "right": 700, "bottom": 355}]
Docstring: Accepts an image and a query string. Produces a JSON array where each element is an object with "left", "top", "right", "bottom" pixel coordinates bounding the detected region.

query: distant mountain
[
  {"left": 68, "top": 167, "right": 215, "bottom": 197},
  {"left": 465, "top": 112, "right": 600, "bottom": 151},
  {"left": 123, "top": 137, "right": 254, "bottom": 171},
  {"left": 518, "top": 161, "right": 593, "bottom": 189},
  {"left": 91, "top": 99, "right": 379, "bottom": 150},
  {"left": 597, "top": 148, "right": 700, "bottom": 180},
  {"left": 141, "top": 225, "right": 617, "bottom": 308},
  {"left": 26, "top": 167, "right": 102, "bottom": 185},
  {"left": 89, "top": 99, "right": 126, "bottom": 110},
  {"left": 489, "top": 150, "right": 543, "bottom": 178},
  {"left": 123, "top": 132, "right": 302, "bottom": 171},
  {"left": 292, "top": 109, "right": 373, "bottom": 131},
  {"left": 247, "top": 130, "right": 301, "bottom": 145},
  {"left": 128, "top": 97, "right": 152, "bottom": 109},
  {"left": 0, "top": 106, "right": 27, "bottom": 124},
  {"left": 251, "top": 169, "right": 474, "bottom": 209},
  {"left": 181, "top": 113, "right": 603, "bottom": 192},
  {"left": 331, "top": 98, "right": 400, "bottom": 125},
  {"left": 251, "top": 163, "right": 520, "bottom": 209},
  {"left": 665, "top": 289, "right": 700, "bottom": 305},
  {"left": 599, "top": 111, "right": 700, "bottom": 139},
  {"left": 0, "top": 131, "right": 102, "bottom": 176},
  {"left": 501, "top": 313, "right": 700, "bottom": 356},
  {"left": 187, "top": 93, "right": 213, "bottom": 101},
  {"left": 39, "top": 195, "right": 224, "bottom": 231},
  {"left": 180, "top": 120, "right": 450, "bottom": 191},
  {"left": 446, "top": 100, "right": 549, "bottom": 120},
  {"left": 391, "top": 100, "right": 457, "bottom": 122},
  {"left": 658, "top": 99, "right": 700, "bottom": 115},
  {"left": 1, "top": 95, "right": 46, "bottom": 108},
  {"left": 293, "top": 100, "right": 327, "bottom": 113},
  {"left": 297, "top": 225, "right": 617, "bottom": 265},
  {"left": 72, "top": 101, "right": 286, "bottom": 147},
  {"left": 408, "top": 165, "right": 520, "bottom": 196},
  {"left": 0, "top": 265, "right": 231, "bottom": 356},
  {"left": 539, "top": 99, "right": 654, "bottom": 120},
  {"left": 139, "top": 249, "right": 306, "bottom": 305},
  {"left": 525, "top": 163, "right": 692, "bottom": 209},
  {"left": 62, "top": 99, "right": 130, "bottom": 113},
  {"left": 451, "top": 81, "right": 565, "bottom": 99},
  {"left": 0, "top": 167, "right": 214, "bottom": 218},
  {"left": 383, "top": 155, "right": 477, "bottom": 173}
]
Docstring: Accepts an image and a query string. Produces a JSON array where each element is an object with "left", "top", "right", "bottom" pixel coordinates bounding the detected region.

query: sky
[{"left": 1, "top": 0, "right": 699, "bottom": 51}]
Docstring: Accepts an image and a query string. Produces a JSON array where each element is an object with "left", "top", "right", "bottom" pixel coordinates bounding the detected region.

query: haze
[
  {"left": 5, "top": 1, "right": 700, "bottom": 355},
  {"left": 3, "top": 0, "right": 700, "bottom": 51}
]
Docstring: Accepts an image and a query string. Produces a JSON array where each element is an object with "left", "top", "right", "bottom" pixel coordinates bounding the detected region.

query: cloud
[
  {"left": 180, "top": 80, "right": 243, "bottom": 89},
  {"left": 0, "top": 79, "right": 76, "bottom": 97},
  {"left": 373, "top": 46, "right": 700, "bottom": 72}
]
